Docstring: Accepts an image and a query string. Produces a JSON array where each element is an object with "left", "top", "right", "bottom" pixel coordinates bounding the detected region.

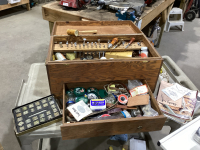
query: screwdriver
[
  {"left": 125, "top": 38, "right": 135, "bottom": 49},
  {"left": 113, "top": 41, "right": 122, "bottom": 49},
  {"left": 108, "top": 38, "right": 118, "bottom": 49}
]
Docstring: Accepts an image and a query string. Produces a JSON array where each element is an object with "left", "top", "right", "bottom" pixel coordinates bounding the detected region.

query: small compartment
[{"left": 60, "top": 80, "right": 166, "bottom": 140}]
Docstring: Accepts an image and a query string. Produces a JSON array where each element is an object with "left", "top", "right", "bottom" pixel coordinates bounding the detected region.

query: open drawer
[{"left": 60, "top": 80, "right": 166, "bottom": 140}]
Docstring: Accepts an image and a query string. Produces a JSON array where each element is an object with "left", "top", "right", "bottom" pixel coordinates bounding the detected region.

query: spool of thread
[
  {"left": 118, "top": 94, "right": 128, "bottom": 105},
  {"left": 67, "top": 29, "right": 79, "bottom": 36}
]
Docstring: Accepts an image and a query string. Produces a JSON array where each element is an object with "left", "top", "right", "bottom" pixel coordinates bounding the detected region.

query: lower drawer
[{"left": 60, "top": 80, "right": 166, "bottom": 140}]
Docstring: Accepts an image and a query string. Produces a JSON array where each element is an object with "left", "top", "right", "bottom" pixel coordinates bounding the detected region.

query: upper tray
[{"left": 51, "top": 21, "right": 142, "bottom": 36}]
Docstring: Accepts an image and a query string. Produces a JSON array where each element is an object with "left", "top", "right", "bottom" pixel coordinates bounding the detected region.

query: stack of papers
[{"left": 157, "top": 81, "right": 198, "bottom": 123}]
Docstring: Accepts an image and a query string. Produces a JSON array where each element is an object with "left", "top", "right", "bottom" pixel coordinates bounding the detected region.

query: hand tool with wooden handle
[
  {"left": 113, "top": 40, "right": 122, "bottom": 49},
  {"left": 108, "top": 38, "right": 119, "bottom": 49},
  {"left": 125, "top": 37, "right": 135, "bottom": 49},
  {"left": 67, "top": 29, "right": 97, "bottom": 36}
]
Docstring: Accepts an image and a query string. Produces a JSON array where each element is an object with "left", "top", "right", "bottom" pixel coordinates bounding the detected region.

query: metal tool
[
  {"left": 108, "top": 38, "right": 118, "bottom": 48},
  {"left": 98, "top": 39, "right": 100, "bottom": 46},
  {"left": 102, "top": 51, "right": 105, "bottom": 57},
  {"left": 122, "top": 40, "right": 125, "bottom": 46},
  {"left": 83, "top": 38, "right": 86, "bottom": 46},
  {"left": 125, "top": 37, "right": 135, "bottom": 49},
  {"left": 59, "top": 42, "right": 63, "bottom": 48},
  {"left": 91, "top": 42, "right": 93, "bottom": 48},
  {"left": 74, "top": 42, "right": 77, "bottom": 48},
  {"left": 66, "top": 41, "right": 68, "bottom": 47},
  {"left": 107, "top": 40, "right": 111, "bottom": 47},
  {"left": 87, "top": 42, "right": 89, "bottom": 48},
  {"left": 79, "top": 44, "right": 81, "bottom": 48},
  {"left": 113, "top": 41, "right": 122, "bottom": 49},
  {"left": 71, "top": 42, "right": 73, "bottom": 47},
  {"left": 99, "top": 44, "right": 101, "bottom": 48}
]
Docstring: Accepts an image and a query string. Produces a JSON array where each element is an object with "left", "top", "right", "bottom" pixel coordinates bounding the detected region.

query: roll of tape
[{"left": 118, "top": 94, "right": 128, "bottom": 105}]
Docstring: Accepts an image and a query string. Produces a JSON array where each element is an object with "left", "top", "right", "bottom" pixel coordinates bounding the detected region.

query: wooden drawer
[
  {"left": 60, "top": 80, "right": 166, "bottom": 140},
  {"left": 46, "top": 21, "right": 163, "bottom": 100}
]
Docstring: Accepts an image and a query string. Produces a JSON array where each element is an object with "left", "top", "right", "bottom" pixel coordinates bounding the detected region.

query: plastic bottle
[
  {"left": 141, "top": 47, "right": 148, "bottom": 58},
  {"left": 66, "top": 91, "right": 75, "bottom": 107}
]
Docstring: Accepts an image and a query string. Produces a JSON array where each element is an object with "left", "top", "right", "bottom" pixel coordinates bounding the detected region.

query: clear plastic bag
[
  {"left": 128, "top": 80, "right": 143, "bottom": 90},
  {"left": 104, "top": 94, "right": 116, "bottom": 104},
  {"left": 141, "top": 100, "right": 158, "bottom": 117}
]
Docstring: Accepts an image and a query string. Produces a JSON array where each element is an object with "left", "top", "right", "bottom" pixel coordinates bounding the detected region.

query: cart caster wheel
[
  {"left": 190, "top": 6, "right": 198, "bottom": 14},
  {"left": 185, "top": 11, "right": 196, "bottom": 21}
]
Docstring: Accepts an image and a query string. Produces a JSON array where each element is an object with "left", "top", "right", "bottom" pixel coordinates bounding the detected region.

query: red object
[
  {"left": 118, "top": 94, "right": 128, "bottom": 105},
  {"left": 145, "top": 0, "right": 153, "bottom": 5},
  {"left": 100, "top": 114, "right": 111, "bottom": 117},
  {"left": 184, "top": 0, "right": 194, "bottom": 18},
  {"left": 60, "top": 0, "right": 91, "bottom": 9}
]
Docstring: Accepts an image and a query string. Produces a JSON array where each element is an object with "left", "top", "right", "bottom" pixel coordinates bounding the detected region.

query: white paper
[
  {"left": 162, "top": 83, "right": 191, "bottom": 101},
  {"left": 130, "top": 138, "right": 146, "bottom": 150},
  {"left": 137, "top": 19, "right": 142, "bottom": 29},
  {"left": 67, "top": 100, "right": 92, "bottom": 121},
  {"left": 63, "top": 2, "right": 69, "bottom": 6}
]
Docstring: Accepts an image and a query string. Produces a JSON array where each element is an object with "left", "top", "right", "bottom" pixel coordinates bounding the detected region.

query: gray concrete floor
[{"left": 0, "top": 3, "right": 200, "bottom": 150}]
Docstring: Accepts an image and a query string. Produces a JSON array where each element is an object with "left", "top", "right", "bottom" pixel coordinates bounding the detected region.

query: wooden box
[
  {"left": 46, "top": 21, "right": 163, "bottom": 100},
  {"left": 61, "top": 80, "right": 166, "bottom": 140}
]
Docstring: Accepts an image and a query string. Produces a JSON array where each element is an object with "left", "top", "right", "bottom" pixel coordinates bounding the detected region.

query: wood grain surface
[{"left": 0, "top": 0, "right": 30, "bottom": 11}]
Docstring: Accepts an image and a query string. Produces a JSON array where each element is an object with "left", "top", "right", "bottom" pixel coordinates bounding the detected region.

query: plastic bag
[
  {"left": 110, "top": 134, "right": 128, "bottom": 142},
  {"left": 128, "top": 80, "right": 143, "bottom": 90},
  {"left": 141, "top": 100, "right": 158, "bottom": 117}
]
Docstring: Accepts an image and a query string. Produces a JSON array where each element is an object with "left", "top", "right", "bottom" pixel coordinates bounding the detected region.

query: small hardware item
[
  {"left": 104, "top": 83, "right": 129, "bottom": 96},
  {"left": 113, "top": 41, "right": 122, "bottom": 49},
  {"left": 90, "top": 99, "right": 106, "bottom": 111},
  {"left": 122, "top": 40, "right": 125, "bottom": 46},
  {"left": 67, "top": 29, "right": 97, "bottom": 36},
  {"left": 98, "top": 39, "right": 100, "bottom": 46},
  {"left": 66, "top": 41, "right": 68, "bottom": 47},
  {"left": 125, "top": 37, "right": 135, "bottom": 49},
  {"left": 67, "top": 100, "right": 92, "bottom": 121},
  {"left": 75, "top": 96, "right": 89, "bottom": 104},
  {"left": 83, "top": 38, "right": 86, "bottom": 46},
  {"left": 29, "top": 104, "right": 34, "bottom": 108},
  {"left": 71, "top": 42, "right": 73, "bottom": 47},
  {"left": 108, "top": 38, "right": 118, "bottom": 48},
  {"left": 43, "top": 103, "right": 48, "bottom": 107},
  {"left": 66, "top": 53, "right": 75, "bottom": 60},
  {"left": 55, "top": 53, "right": 67, "bottom": 61},
  {"left": 88, "top": 92, "right": 99, "bottom": 100},
  {"left": 59, "top": 42, "right": 63, "bottom": 48},
  {"left": 118, "top": 94, "right": 128, "bottom": 105},
  {"left": 87, "top": 42, "right": 89, "bottom": 48},
  {"left": 74, "top": 87, "right": 85, "bottom": 97}
]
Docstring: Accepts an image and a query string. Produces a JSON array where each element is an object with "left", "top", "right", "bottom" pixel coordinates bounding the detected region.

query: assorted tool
[
  {"left": 67, "top": 29, "right": 97, "bottom": 36},
  {"left": 113, "top": 41, "right": 122, "bottom": 49},
  {"left": 125, "top": 37, "right": 135, "bottom": 49},
  {"left": 108, "top": 38, "right": 119, "bottom": 49}
]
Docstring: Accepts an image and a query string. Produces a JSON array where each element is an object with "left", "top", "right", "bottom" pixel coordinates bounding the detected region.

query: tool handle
[
  {"left": 129, "top": 37, "right": 135, "bottom": 44},
  {"left": 111, "top": 38, "right": 119, "bottom": 45},
  {"left": 79, "top": 30, "right": 97, "bottom": 34}
]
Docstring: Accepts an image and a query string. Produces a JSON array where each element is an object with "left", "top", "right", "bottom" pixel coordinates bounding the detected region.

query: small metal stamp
[
  {"left": 48, "top": 97, "right": 52, "bottom": 101},
  {"left": 16, "top": 113, "right": 22, "bottom": 117},
  {"left": 25, "top": 119, "right": 31, "bottom": 124},
  {"left": 46, "top": 111, "right": 51, "bottom": 115},
  {"left": 122, "top": 40, "right": 125, "bottom": 46},
  {"left": 54, "top": 112, "right": 59, "bottom": 117},
  {"left": 15, "top": 109, "right": 21, "bottom": 113},
  {"left": 87, "top": 42, "right": 89, "bottom": 48},
  {"left": 18, "top": 121, "right": 24, "bottom": 127},
  {"left": 42, "top": 99, "right": 47, "bottom": 103},
  {"left": 40, "top": 117, "right": 45, "bottom": 122},
  {"left": 43, "top": 103, "right": 48, "bottom": 107},
  {"left": 66, "top": 41, "right": 68, "bottom": 47},
  {"left": 23, "top": 110, "right": 29, "bottom": 115},
  {"left": 34, "top": 121, "right": 39, "bottom": 125},
  {"left": 79, "top": 44, "right": 81, "bottom": 49},
  {"left": 29, "top": 104, "right": 34, "bottom": 108},
  {"left": 53, "top": 108, "right": 57, "bottom": 112},
  {"left": 37, "top": 105, "right": 42, "bottom": 110},
  {"left": 17, "top": 117, "right": 23, "bottom": 122},
  {"left": 102, "top": 51, "right": 105, "bottom": 57},
  {"left": 35, "top": 101, "right": 40, "bottom": 106},
  {"left": 47, "top": 115, "right": 53, "bottom": 120},
  {"left": 51, "top": 104, "right": 56, "bottom": 108},
  {"left": 22, "top": 106, "right": 27, "bottom": 111},
  {"left": 71, "top": 42, "right": 73, "bottom": 47},
  {"left": 98, "top": 39, "right": 100, "bottom": 45},
  {"left": 19, "top": 126, "right": 25, "bottom": 131},
  {"left": 39, "top": 113, "right": 45, "bottom": 118},
  {"left": 59, "top": 42, "right": 63, "bottom": 48},
  {"left": 27, "top": 123, "right": 32, "bottom": 128},
  {"left": 31, "top": 108, "right": 35, "bottom": 113},
  {"left": 99, "top": 44, "right": 101, "bottom": 48},
  {"left": 32, "top": 116, "right": 38, "bottom": 121},
  {"left": 83, "top": 38, "right": 86, "bottom": 46},
  {"left": 49, "top": 101, "right": 54, "bottom": 105}
]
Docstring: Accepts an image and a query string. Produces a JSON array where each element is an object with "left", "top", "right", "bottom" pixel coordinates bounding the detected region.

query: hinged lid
[{"left": 51, "top": 21, "right": 142, "bottom": 36}]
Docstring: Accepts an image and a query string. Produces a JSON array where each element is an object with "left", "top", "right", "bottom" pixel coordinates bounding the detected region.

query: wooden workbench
[
  {"left": 0, "top": 0, "right": 30, "bottom": 11},
  {"left": 42, "top": 0, "right": 174, "bottom": 46}
]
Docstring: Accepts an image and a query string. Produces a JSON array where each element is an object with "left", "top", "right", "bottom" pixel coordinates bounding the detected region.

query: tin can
[{"left": 141, "top": 47, "right": 148, "bottom": 58}]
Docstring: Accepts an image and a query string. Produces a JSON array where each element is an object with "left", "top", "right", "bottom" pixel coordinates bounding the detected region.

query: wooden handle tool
[
  {"left": 108, "top": 38, "right": 119, "bottom": 48},
  {"left": 67, "top": 29, "right": 97, "bottom": 36},
  {"left": 125, "top": 37, "right": 135, "bottom": 49}
]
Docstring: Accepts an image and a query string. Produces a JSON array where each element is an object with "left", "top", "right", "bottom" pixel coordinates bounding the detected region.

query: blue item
[
  {"left": 110, "top": 134, "right": 128, "bottom": 142},
  {"left": 116, "top": 10, "right": 136, "bottom": 21}
]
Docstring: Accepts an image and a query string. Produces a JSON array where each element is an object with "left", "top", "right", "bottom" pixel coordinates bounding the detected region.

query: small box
[{"left": 90, "top": 99, "right": 106, "bottom": 111}]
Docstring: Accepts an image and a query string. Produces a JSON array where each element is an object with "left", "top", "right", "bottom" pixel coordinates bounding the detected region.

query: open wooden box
[
  {"left": 46, "top": 21, "right": 163, "bottom": 100},
  {"left": 61, "top": 80, "right": 166, "bottom": 140}
]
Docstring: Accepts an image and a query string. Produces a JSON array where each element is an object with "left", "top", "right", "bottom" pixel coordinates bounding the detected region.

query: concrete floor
[{"left": 0, "top": 3, "right": 200, "bottom": 150}]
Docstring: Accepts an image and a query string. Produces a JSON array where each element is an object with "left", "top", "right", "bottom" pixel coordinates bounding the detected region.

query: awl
[
  {"left": 108, "top": 38, "right": 118, "bottom": 49},
  {"left": 113, "top": 41, "right": 122, "bottom": 49},
  {"left": 125, "top": 38, "right": 135, "bottom": 49}
]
